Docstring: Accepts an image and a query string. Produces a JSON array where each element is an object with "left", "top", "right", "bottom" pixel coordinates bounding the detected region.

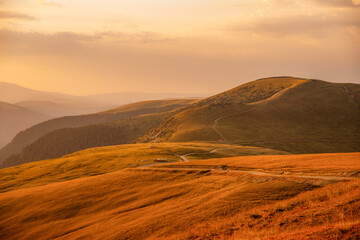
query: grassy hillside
[
  {"left": 138, "top": 77, "right": 360, "bottom": 154},
  {"left": 0, "top": 152, "right": 358, "bottom": 240},
  {"left": 158, "top": 152, "right": 360, "bottom": 177},
  {"left": 196, "top": 76, "right": 307, "bottom": 106},
  {"left": 0, "top": 101, "right": 52, "bottom": 148},
  {"left": 0, "top": 99, "right": 197, "bottom": 167},
  {"left": 0, "top": 142, "right": 287, "bottom": 192},
  {"left": 166, "top": 177, "right": 360, "bottom": 240}
]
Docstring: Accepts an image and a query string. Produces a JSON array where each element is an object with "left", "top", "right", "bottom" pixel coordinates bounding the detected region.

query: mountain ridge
[{"left": 138, "top": 77, "right": 360, "bottom": 154}]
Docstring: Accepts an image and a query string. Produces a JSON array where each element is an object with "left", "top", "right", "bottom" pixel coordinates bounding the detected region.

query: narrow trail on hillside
[
  {"left": 211, "top": 108, "right": 256, "bottom": 142},
  {"left": 209, "top": 83, "right": 360, "bottom": 147},
  {"left": 210, "top": 105, "right": 359, "bottom": 147},
  {"left": 343, "top": 86, "right": 360, "bottom": 111},
  {"left": 210, "top": 105, "right": 360, "bottom": 147}
]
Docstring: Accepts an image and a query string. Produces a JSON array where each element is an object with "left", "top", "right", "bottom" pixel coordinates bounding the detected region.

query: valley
[{"left": 0, "top": 77, "right": 359, "bottom": 239}]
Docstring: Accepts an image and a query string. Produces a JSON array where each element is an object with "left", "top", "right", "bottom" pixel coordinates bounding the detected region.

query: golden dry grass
[
  {"left": 0, "top": 142, "right": 287, "bottom": 193},
  {"left": 163, "top": 178, "right": 360, "bottom": 240},
  {"left": 163, "top": 152, "right": 360, "bottom": 177},
  {"left": 0, "top": 152, "right": 358, "bottom": 239},
  {"left": 0, "top": 168, "right": 323, "bottom": 240}
]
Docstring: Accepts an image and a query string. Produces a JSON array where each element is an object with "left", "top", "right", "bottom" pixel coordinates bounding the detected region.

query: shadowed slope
[
  {"left": 138, "top": 77, "right": 360, "bottom": 153},
  {"left": 0, "top": 99, "right": 197, "bottom": 167},
  {"left": 1, "top": 112, "right": 174, "bottom": 168}
]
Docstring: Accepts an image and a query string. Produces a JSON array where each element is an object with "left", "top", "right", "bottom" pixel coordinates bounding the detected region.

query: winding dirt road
[
  {"left": 137, "top": 164, "right": 357, "bottom": 181},
  {"left": 179, "top": 147, "right": 227, "bottom": 162},
  {"left": 343, "top": 86, "right": 360, "bottom": 111}
]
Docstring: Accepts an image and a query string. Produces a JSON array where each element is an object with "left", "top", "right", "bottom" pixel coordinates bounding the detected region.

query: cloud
[
  {"left": 262, "top": 0, "right": 360, "bottom": 8},
  {"left": 0, "top": 30, "right": 100, "bottom": 56},
  {"left": 54, "top": 32, "right": 101, "bottom": 41},
  {"left": 230, "top": 13, "right": 360, "bottom": 38},
  {"left": 308, "top": 0, "right": 360, "bottom": 7},
  {"left": 0, "top": 29, "right": 177, "bottom": 57},
  {"left": 39, "top": 0, "right": 62, "bottom": 8},
  {"left": 0, "top": 11, "right": 37, "bottom": 21},
  {"left": 262, "top": 0, "right": 295, "bottom": 7},
  {"left": 96, "top": 31, "right": 178, "bottom": 43}
]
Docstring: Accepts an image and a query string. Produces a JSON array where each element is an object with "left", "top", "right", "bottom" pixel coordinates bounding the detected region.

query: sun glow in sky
[{"left": 0, "top": 0, "right": 359, "bottom": 95}]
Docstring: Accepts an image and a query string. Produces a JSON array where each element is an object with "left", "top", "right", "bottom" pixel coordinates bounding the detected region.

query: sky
[{"left": 0, "top": 0, "right": 359, "bottom": 95}]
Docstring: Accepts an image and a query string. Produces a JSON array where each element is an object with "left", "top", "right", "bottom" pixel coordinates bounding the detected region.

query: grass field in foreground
[
  {"left": 162, "top": 177, "right": 360, "bottom": 240},
  {"left": 0, "top": 168, "right": 321, "bottom": 240},
  {"left": 0, "top": 162, "right": 358, "bottom": 240},
  {"left": 0, "top": 142, "right": 287, "bottom": 193}
]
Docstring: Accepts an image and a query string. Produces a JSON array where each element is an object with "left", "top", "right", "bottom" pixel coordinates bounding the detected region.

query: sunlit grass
[{"left": 0, "top": 142, "right": 287, "bottom": 192}]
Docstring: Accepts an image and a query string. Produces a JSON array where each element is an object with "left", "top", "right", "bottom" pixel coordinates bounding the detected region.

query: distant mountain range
[
  {"left": 0, "top": 82, "right": 206, "bottom": 148},
  {"left": 0, "top": 101, "right": 52, "bottom": 148},
  {"left": 1, "top": 77, "right": 359, "bottom": 168},
  {"left": 87, "top": 92, "right": 207, "bottom": 106},
  {"left": 0, "top": 82, "right": 208, "bottom": 117},
  {"left": 0, "top": 99, "right": 198, "bottom": 167}
]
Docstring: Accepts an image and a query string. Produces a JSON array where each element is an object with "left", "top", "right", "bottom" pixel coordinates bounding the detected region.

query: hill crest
[{"left": 138, "top": 77, "right": 360, "bottom": 154}]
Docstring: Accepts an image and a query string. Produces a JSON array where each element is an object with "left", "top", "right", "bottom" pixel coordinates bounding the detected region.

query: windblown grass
[
  {"left": 0, "top": 142, "right": 286, "bottom": 192},
  {"left": 164, "top": 152, "right": 360, "bottom": 177},
  {"left": 0, "top": 167, "right": 323, "bottom": 240}
]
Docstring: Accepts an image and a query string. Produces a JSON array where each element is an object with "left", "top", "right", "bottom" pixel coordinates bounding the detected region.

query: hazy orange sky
[{"left": 0, "top": 0, "right": 359, "bottom": 95}]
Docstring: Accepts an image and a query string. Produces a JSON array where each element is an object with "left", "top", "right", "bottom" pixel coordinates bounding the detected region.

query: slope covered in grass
[
  {"left": 139, "top": 77, "right": 360, "bottom": 154},
  {"left": 0, "top": 169, "right": 320, "bottom": 240},
  {"left": 0, "top": 99, "right": 197, "bottom": 167},
  {"left": 0, "top": 142, "right": 287, "bottom": 192},
  {"left": 196, "top": 76, "right": 307, "bottom": 106},
  {"left": 0, "top": 152, "right": 358, "bottom": 239},
  {"left": 164, "top": 152, "right": 360, "bottom": 177},
  {"left": 165, "top": 178, "right": 360, "bottom": 240}
]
